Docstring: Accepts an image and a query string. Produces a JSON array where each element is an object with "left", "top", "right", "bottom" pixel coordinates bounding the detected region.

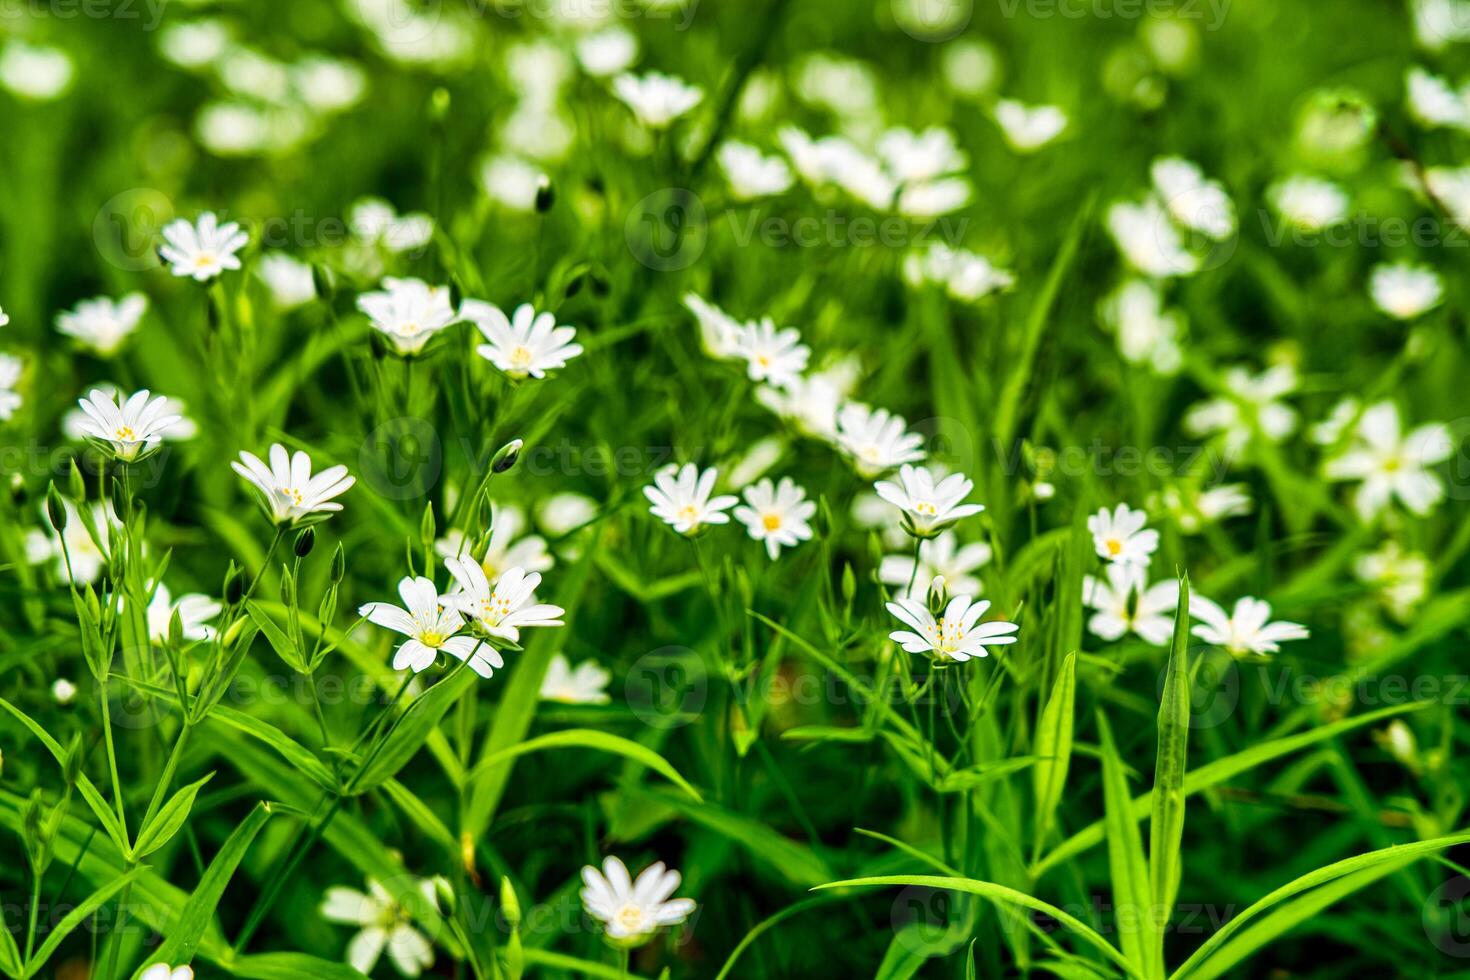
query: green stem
[{"left": 23, "top": 870, "right": 41, "bottom": 962}]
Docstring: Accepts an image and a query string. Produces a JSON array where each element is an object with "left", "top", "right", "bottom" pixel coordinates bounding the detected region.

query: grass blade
[{"left": 1148, "top": 574, "right": 1191, "bottom": 976}]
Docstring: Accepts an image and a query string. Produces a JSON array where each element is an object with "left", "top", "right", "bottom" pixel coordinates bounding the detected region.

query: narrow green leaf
[
  {"left": 465, "top": 729, "right": 702, "bottom": 803},
  {"left": 228, "top": 951, "right": 371, "bottom": 979},
  {"left": 24, "top": 866, "right": 149, "bottom": 978},
  {"left": 1033, "top": 652, "right": 1077, "bottom": 849},
  {"left": 133, "top": 773, "right": 213, "bottom": 859},
  {"left": 246, "top": 600, "right": 306, "bottom": 673},
  {"left": 639, "top": 789, "right": 831, "bottom": 888},
  {"left": 1098, "top": 711, "right": 1154, "bottom": 976},
  {"left": 1148, "top": 574, "right": 1191, "bottom": 978},
  {"left": 349, "top": 664, "right": 478, "bottom": 794}
]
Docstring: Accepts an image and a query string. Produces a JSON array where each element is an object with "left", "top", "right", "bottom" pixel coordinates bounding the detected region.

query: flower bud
[
  {"left": 841, "top": 562, "right": 857, "bottom": 605},
  {"left": 45, "top": 482, "right": 67, "bottom": 532},
  {"left": 312, "top": 263, "right": 336, "bottom": 303},
  {"left": 430, "top": 86, "right": 451, "bottom": 121},
  {"left": 492, "top": 439, "right": 523, "bottom": 474},
  {"left": 223, "top": 564, "right": 246, "bottom": 606},
  {"left": 534, "top": 176, "right": 555, "bottom": 213},
  {"left": 168, "top": 606, "right": 185, "bottom": 648},
  {"left": 927, "top": 575, "right": 948, "bottom": 616},
  {"left": 68, "top": 458, "right": 86, "bottom": 503},
  {"left": 222, "top": 616, "right": 247, "bottom": 648},
  {"left": 499, "top": 877, "right": 521, "bottom": 930},
  {"left": 330, "top": 543, "right": 346, "bottom": 584},
  {"left": 8, "top": 472, "right": 25, "bottom": 506},
  {"left": 63, "top": 733, "right": 84, "bottom": 786},
  {"left": 434, "top": 874, "right": 458, "bottom": 915},
  {"left": 294, "top": 527, "right": 316, "bottom": 558}
]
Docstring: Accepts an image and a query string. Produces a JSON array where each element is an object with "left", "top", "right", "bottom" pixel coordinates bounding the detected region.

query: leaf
[
  {"left": 1148, "top": 574, "right": 1191, "bottom": 978},
  {"left": 133, "top": 773, "right": 213, "bottom": 859},
  {"left": 1032, "top": 651, "right": 1077, "bottom": 849},
  {"left": 812, "top": 875, "right": 1138, "bottom": 979},
  {"left": 381, "top": 779, "right": 456, "bottom": 852},
  {"left": 246, "top": 600, "right": 306, "bottom": 672},
  {"left": 228, "top": 952, "right": 370, "bottom": 979},
  {"left": 712, "top": 896, "right": 843, "bottom": 980},
  {"left": 0, "top": 913, "right": 20, "bottom": 977},
  {"left": 638, "top": 789, "right": 831, "bottom": 888},
  {"left": 465, "top": 728, "right": 702, "bottom": 802},
  {"left": 1098, "top": 711, "right": 1154, "bottom": 976},
  {"left": 349, "top": 663, "right": 478, "bottom": 794},
  {"left": 23, "top": 866, "right": 150, "bottom": 979}
]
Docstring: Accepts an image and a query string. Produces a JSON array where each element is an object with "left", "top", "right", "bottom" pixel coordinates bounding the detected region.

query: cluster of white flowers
[{"left": 779, "top": 124, "right": 973, "bottom": 217}]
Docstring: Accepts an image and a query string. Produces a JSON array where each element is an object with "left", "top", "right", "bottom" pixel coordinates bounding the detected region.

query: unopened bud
[
  {"left": 492, "top": 439, "right": 523, "bottom": 473},
  {"left": 499, "top": 877, "right": 521, "bottom": 929},
  {"left": 430, "top": 86, "right": 451, "bottom": 121},
  {"left": 63, "top": 734, "right": 84, "bottom": 786},
  {"left": 312, "top": 263, "right": 336, "bottom": 303},
  {"left": 330, "top": 543, "right": 346, "bottom": 584},
  {"left": 534, "top": 176, "right": 555, "bottom": 213},
  {"left": 294, "top": 527, "right": 316, "bottom": 558},
  {"left": 222, "top": 616, "right": 247, "bottom": 648},
  {"left": 68, "top": 458, "right": 86, "bottom": 502},
  {"left": 223, "top": 565, "right": 246, "bottom": 606},
  {"left": 841, "top": 563, "right": 856, "bottom": 605},
  {"left": 45, "top": 483, "right": 67, "bottom": 532},
  {"left": 927, "top": 575, "right": 948, "bottom": 616}
]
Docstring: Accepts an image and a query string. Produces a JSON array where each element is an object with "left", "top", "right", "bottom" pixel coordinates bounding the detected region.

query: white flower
[
  {"left": 1190, "top": 594, "right": 1308, "bottom": 658},
  {"left": 1268, "top": 176, "right": 1349, "bottom": 231},
  {"left": 942, "top": 40, "right": 1000, "bottom": 97},
  {"left": 74, "top": 388, "right": 181, "bottom": 462},
  {"left": 0, "top": 41, "right": 73, "bottom": 101},
  {"left": 1098, "top": 279, "right": 1184, "bottom": 374},
  {"left": 718, "top": 141, "right": 794, "bottom": 200},
  {"left": 994, "top": 99, "right": 1067, "bottom": 152},
  {"left": 1184, "top": 364, "right": 1299, "bottom": 454},
  {"left": 464, "top": 301, "right": 583, "bottom": 380},
  {"left": 321, "top": 877, "right": 437, "bottom": 977},
  {"left": 0, "top": 353, "right": 21, "bottom": 421},
  {"left": 778, "top": 127, "right": 868, "bottom": 187},
  {"left": 1354, "top": 541, "right": 1431, "bottom": 620},
  {"left": 1083, "top": 564, "right": 1179, "bottom": 646},
  {"left": 1087, "top": 503, "right": 1159, "bottom": 566},
  {"left": 793, "top": 52, "right": 879, "bottom": 117},
  {"left": 158, "top": 20, "right": 231, "bottom": 70},
  {"left": 146, "top": 583, "right": 222, "bottom": 643},
  {"left": 754, "top": 357, "right": 860, "bottom": 440},
  {"left": 835, "top": 403, "right": 926, "bottom": 477},
  {"left": 435, "top": 505, "right": 552, "bottom": 581},
  {"left": 63, "top": 385, "right": 195, "bottom": 443},
  {"left": 55, "top": 294, "right": 148, "bottom": 356},
  {"left": 733, "top": 318, "right": 809, "bottom": 389},
  {"left": 231, "top": 443, "right": 354, "bottom": 527},
  {"left": 580, "top": 857, "right": 695, "bottom": 947},
  {"left": 1151, "top": 156, "right": 1236, "bottom": 241},
  {"left": 256, "top": 253, "right": 317, "bottom": 311},
  {"left": 612, "top": 71, "right": 703, "bottom": 128},
  {"left": 683, "top": 293, "right": 743, "bottom": 359},
  {"left": 879, "top": 531, "right": 992, "bottom": 601},
  {"left": 293, "top": 56, "right": 368, "bottom": 113},
  {"left": 1106, "top": 197, "right": 1200, "bottom": 278},
  {"left": 877, "top": 127, "right": 967, "bottom": 183},
  {"left": 540, "top": 653, "right": 612, "bottom": 704},
  {"left": 0, "top": 306, "right": 8, "bottom": 327},
  {"left": 734, "top": 477, "right": 816, "bottom": 560},
  {"left": 159, "top": 212, "right": 249, "bottom": 282},
  {"left": 1414, "top": 0, "right": 1470, "bottom": 50},
  {"left": 875, "top": 464, "right": 984, "bottom": 538},
  {"left": 887, "top": 594, "right": 1018, "bottom": 661},
  {"left": 903, "top": 244, "right": 1014, "bottom": 304},
  {"left": 1425, "top": 165, "right": 1470, "bottom": 228},
  {"left": 52, "top": 678, "right": 78, "bottom": 706},
  {"left": 577, "top": 26, "right": 638, "bottom": 77},
  {"left": 26, "top": 501, "right": 115, "bottom": 584},
  {"left": 1369, "top": 262, "right": 1443, "bottom": 320},
  {"left": 1406, "top": 66, "right": 1470, "bottom": 130},
  {"left": 895, "top": 177, "right": 973, "bottom": 218},
  {"left": 444, "top": 560, "right": 565, "bottom": 647},
  {"left": 350, "top": 198, "right": 433, "bottom": 253},
  {"left": 357, "top": 278, "right": 460, "bottom": 356},
  {"left": 644, "top": 464, "right": 738, "bottom": 535},
  {"left": 1323, "top": 401, "right": 1454, "bottom": 519},
  {"left": 360, "top": 576, "right": 496, "bottom": 676},
  {"left": 138, "top": 966, "right": 194, "bottom": 980},
  {"left": 1153, "top": 483, "right": 1252, "bottom": 534},
  {"left": 478, "top": 155, "right": 546, "bottom": 212},
  {"left": 537, "top": 492, "right": 599, "bottom": 537}
]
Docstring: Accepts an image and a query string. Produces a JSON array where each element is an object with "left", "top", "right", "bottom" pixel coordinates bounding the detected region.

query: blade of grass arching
[
  {"left": 812, "top": 876, "right": 1140, "bottom": 979},
  {"left": 856, "top": 828, "right": 963, "bottom": 877},
  {"left": 225, "top": 952, "right": 380, "bottom": 979},
  {"left": 1031, "top": 652, "right": 1077, "bottom": 860},
  {"left": 1168, "top": 831, "right": 1470, "bottom": 980},
  {"left": 461, "top": 728, "right": 702, "bottom": 802},
  {"left": 1031, "top": 701, "right": 1431, "bottom": 878},
  {"left": 1097, "top": 711, "right": 1154, "bottom": 976},
  {"left": 1147, "top": 575, "right": 1191, "bottom": 977},
  {"left": 712, "top": 896, "right": 849, "bottom": 980},
  {"left": 635, "top": 788, "right": 832, "bottom": 888},
  {"left": 21, "top": 866, "right": 148, "bottom": 979}
]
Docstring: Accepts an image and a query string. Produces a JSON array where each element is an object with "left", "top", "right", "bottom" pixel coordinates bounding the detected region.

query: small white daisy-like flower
[
  {"left": 232, "top": 444, "right": 354, "bottom": 527},
  {"left": 754, "top": 357, "right": 861, "bottom": 441},
  {"left": 349, "top": 197, "right": 433, "bottom": 254},
  {"left": 1153, "top": 483, "right": 1252, "bottom": 534},
  {"left": 138, "top": 966, "right": 194, "bottom": 980},
  {"left": 834, "top": 403, "right": 926, "bottom": 478},
  {"left": 718, "top": 141, "right": 794, "bottom": 200},
  {"left": 733, "top": 477, "right": 816, "bottom": 560},
  {"left": 903, "top": 244, "right": 1014, "bottom": 304},
  {"left": 540, "top": 653, "right": 612, "bottom": 704},
  {"left": 25, "top": 500, "right": 115, "bottom": 584},
  {"left": 683, "top": 293, "right": 743, "bottom": 359},
  {"left": 874, "top": 464, "right": 985, "bottom": 539},
  {"left": 464, "top": 301, "right": 583, "bottom": 380},
  {"left": 879, "top": 531, "right": 992, "bottom": 601},
  {"left": 357, "top": 277, "right": 460, "bottom": 356},
  {"left": 1267, "top": 175, "right": 1350, "bottom": 231},
  {"left": 734, "top": 318, "right": 809, "bottom": 389},
  {"left": 1106, "top": 196, "right": 1200, "bottom": 278},
  {"left": 877, "top": 127, "right": 968, "bottom": 183},
  {"left": 1087, "top": 503, "right": 1159, "bottom": 566},
  {"left": 359, "top": 576, "right": 492, "bottom": 676},
  {"left": 612, "top": 71, "right": 703, "bottom": 128},
  {"left": 74, "top": 388, "right": 181, "bottom": 462},
  {"left": 321, "top": 877, "right": 438, "bottom": 977},
  {"left": 55, "top": 293, "right": 148, "bottom": 356},
  {"left": 256, "top": 252, "right": 317, "bottom": 311},
  {"left": 443, "top": 559, "right": 565, "bottom": 649},
  {"left": 63, "top": 384, "right": 195, "bottom": 443},
  {"left": 580, "top": 857, "right": 695, "bottom": 948},
  {"left": 1150, "top": 156, "right": 1236, "bottom": 241},
  {"left": 1323, "top": 401, "right": 1454, "bottom": 520},
  {"left": 1184, "top": 363, "right": 1300, "bottom": 455},
  {"left": 1354, "top": 541, "right": 1431, "bottom": 621},
  {"left": 52, "top": 677, "right": 78, "bottom": 706},
  {"left": 1097, "top": 279, "right": 1184, "bottom": 375},
  {"left": 1083, "top": 564, "right": 1180, "bottom": 646},
  {"left": 146, "top": 583, "right": 222, "bottom": 643},
  {"left": 0, "top": 41, "right": 74, "bottom": 101},
  {"left": 436, "top": 504, "right": 552, "bottom": 582},
  {"left": 644, "top": 463, "right": 738, "bottom": 535},
  {"left": 1190, "top": 594, "right": 1308, "bottom": 659},
  {"left": 1369, "top": 262, "right": 1443, "bottom": 320},
  {"left": 887, "top": 593, "right": 1019, "bottom": 661},
  {"left": 0, "top": 353, "right": 22, "bottom": 421},
  {"left": 159, "top": 212, "right": 249, "bottom": 282},
  {"left": 994, "top": 99, "right": 1067, "bottom": 152},
  {"left": 577, "top": 25, "right": 638, "bottom": 77}
]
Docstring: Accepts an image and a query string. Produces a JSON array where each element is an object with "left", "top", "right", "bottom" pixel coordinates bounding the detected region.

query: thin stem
[{"left": 23, "top": 869, "right": 41, "bottom": 962}]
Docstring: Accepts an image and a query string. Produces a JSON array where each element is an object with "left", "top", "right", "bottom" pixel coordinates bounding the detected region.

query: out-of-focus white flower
[
  {"left": 138, "top": 966, "right": 194, "bottom": 980},
  {"left": 1324, "top": 401, "right": 1454, "bottom": 520},
  {"left": 683, "top": 293, "right": 743, "bottom": 359},
  {"left": 1087, "top": 503, "right": 1159, "bottom": 566},
  {"left": 218, "top": 47, "right": 290, "bottom": 102},
  {"left": 444, "top": 560, "right": 565, "bottom": 649},
  {"left": 1151, "top": 156, "right": 1236, "bottom": 240},
  {"left": 74, "top": 389, "right": 181, "bottom": 462},
  {"left": 1098, "top": 279, "right": 1184, "bottom": 375},
  {"left": 351, "top": 0, "right": 473, "bottom": 66},
  {"left": 160, "top": 212, "right": 249, "bottom": 282},
  {"left": 875, "top": 464, "right": 984, "bottom": 539},
  {"left": 146, "top": 583, "right": 222, "bottom": 643},
  {"left": 612, "top": 71, "right": 703, "bottom": 128},
  {"left": 195, "top": 101, "right": 294, "bottom": 158},
  {"left": 778, "top": 127, "right": 868, "bottom": 187},
  {"left": 1413, "top": 0, "right": 1470, "bottom": 52},
  {"left": 878, "top": 127, "right": 967, "bottom": 183},
  {"left": 895, "top": 177, "right": 973, "bottom": 217},
  {"left": 436, "top": 504, "right": 552, "bottom": 581},
  {"left": 232, "top": 443, "right": 355, "bottom": 527},
  {"left": 537, "top": 492, "right": 599, "bottom": 537},
  {"left": 1084, "top": 563, "right": 1179, "bottom": 646},
  {"left": 733, "top": 318, "right": 809, "bottom": 389},
  {"left": 292, "top": 56, "right": 367, "bottom": 113},
  {"left": 1406, "top": 66, "right": 1470, "bottom": 129},
  {"left": 52, "top": 678, "right": 78, "bottom": 706},
  {"left": 464, "top": 301, "right": 583, "bottom": 380},
  {"left": 350, "top": 198, "right": 433, "bottom": 254},
  {"left": 158, "top": 20, "right": 231, "bottom": 70},
  {"left": 1190, "top": 594, "right": 1308, "bottom": 658},
  {"left": 718, "top": 141, "right": 794, "bottom": 200},
  {"left": 580, "top": 857, "right": 695, "bottom": 948},
  {"left": 56, "top": 294, "right": 148, "bottom": 356},
  {"left": 577, "top": 26, "right": 638, "bottom": 77},
  {"left": 1354, "top": 541, "right": 1431, "bottom": 620},
  {"left": 0, "top": 307, "right": 8, "bottom": 327},
  {"left": 1268, "top": 175, "right": 1350, "bottom": 231},
  {"left": 994, "top": 99, "right": 1067, "bottom": 152},
  {"left": 1184, "top": 364, "right": 1300, "bottom": 454},
  {"left": 645, "top": 463, "right": 737, "bottom": 535},
  {"left": 879, "top": 531, "right": 992, "bottom": 601},
  {"left": 321, "top": 877, "right": 438, "bottom": 977},
  {"left": 540, "top": 653, "right": 612, "bottom": 704},
  {"left": 0, "top": 41, "right": 74, "bottom": 101},
  {"left": 754, "top": 357, "right": 861, "bottom": 440},
  {"left": 478, "top": 155, "right": 546, "bottom": 212},
  {"left": 1106, "top": 197, "right": 1200, "bottom": 278},
  {"left": 734, "top": 477, "right": 816, "bottom": 559},
  {"left": 1153, "top": 483, "right": 1253, "bottom": 534},
  {"left": 725, "top": 436, "right": 786, "bottom": 489},
  {"left": 887, "top": 593, "right": 1018, "bottom": 661},
  {"left": 903, "top": 244, "right": 1014, "bottom": 303},
  {"left": 1369, "top": 262, "right": 1443, "bottom": 320},
  {"left": 0, "top": 353, "right": 22, "bottom": 421},
  {"left": 835, "top": 403, "right": 926, "bottom": 477},
  {"left": 1424, "top": 165, "right": 1470, "bottom": 228},
  {"left": 256, "top": 253, "right": 317, "bottom": 311},
  {"left": 941, "top": 40, "right": 1000, "bottom": 98},
  {"left": 357, "top": 278, "right": 460, "bottom": 356},
  {"left": 26, "top": 501, "right": 115, "bottom": 584},
  {"left": 502, "top": 102, "right": 575, "bottom": 162},
  {"left": 793, "top": 53, "right": 879, "bottom": 118}
]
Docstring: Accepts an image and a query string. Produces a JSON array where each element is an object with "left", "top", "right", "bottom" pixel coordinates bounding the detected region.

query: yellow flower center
[
  {"left": 478, "top": 594, "right": 513, "bottom": 625},
  {"left": 114, "top": 425, "right": 135, "bottom": 441},
  {"left": 193, "top": 253, "right": 216, "bottom": 269},
  {"left": 678, "top": 504, "right": 699, "bottom": 523},
  {"left": 419, "top": 630, "right": 446, "bottom": 648},
  {"left": 1106, "top": 538, "right": 1123, "bottom": 557},
  {"left": 915, "top": 501, "right": 938, "bottom": 516},
  {"left": 762, "top": 513, "right": 782, "bottom": 531},
  {"left": 510, "top": 345, "right": 533, "bottom": 368},
  {"left": 614, "top": 904, "right": 647, "bottom": 934}
]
